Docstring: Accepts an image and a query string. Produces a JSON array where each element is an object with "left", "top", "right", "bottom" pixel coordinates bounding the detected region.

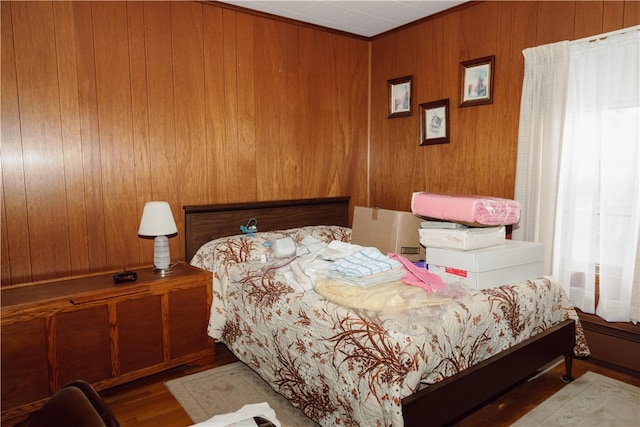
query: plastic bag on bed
[
  {"left": 356, "top": 281, "right": 472, "bottom": 335},
  {"left": 314, "top": 278, "right": 451, "bottom": 311},
  {"left": 313, "top": 277, "right": 471, "bottom": 322}
]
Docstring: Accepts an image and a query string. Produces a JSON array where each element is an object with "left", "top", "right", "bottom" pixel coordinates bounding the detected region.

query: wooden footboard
[{"left": 402, "top": 319, "right": 576, "bottom": 426}]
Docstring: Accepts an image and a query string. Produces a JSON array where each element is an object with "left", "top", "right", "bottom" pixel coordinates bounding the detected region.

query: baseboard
[{"left": 577, "top": 310, "right": 640, "bottom": 376}]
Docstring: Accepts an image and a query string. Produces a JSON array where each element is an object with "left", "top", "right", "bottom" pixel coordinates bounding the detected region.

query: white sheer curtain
[
  {"left": 553, "top": 30, "right": 640, "bottom": 323},
  {"left": 512, "top": 41, "right": 570, "bottom": 273}
]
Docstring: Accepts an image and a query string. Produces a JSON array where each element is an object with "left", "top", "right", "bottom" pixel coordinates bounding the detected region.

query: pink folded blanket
[
  {"left": 411, "top": 192, "right": 520, "bottom": 226},
  {"left": 388, "top": 253, "right": 445, "bottom": 293}
]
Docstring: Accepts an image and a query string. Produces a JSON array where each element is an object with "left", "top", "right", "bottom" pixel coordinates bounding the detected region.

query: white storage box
[
  {"left": 351, "top": 206, "right": 424, "bottom": 261},
  {"left": 425, "top": 240, "right": 544, "bottom": 289}
]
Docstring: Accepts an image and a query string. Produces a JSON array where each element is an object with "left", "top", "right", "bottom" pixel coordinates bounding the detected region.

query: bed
[{"left": 184, "top": 197, "right": 589, "bottom": 427}]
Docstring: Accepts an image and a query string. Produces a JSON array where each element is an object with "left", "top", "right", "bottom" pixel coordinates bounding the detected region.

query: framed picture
[
  {"left": 459, "top": 55, "right": 494, "bottom": 107},
  {"left": 387, "top": 75, "right": 412, "bottom": 118},
  {"left": 419, "top": 98, "right": 450, "bottom": 146}
]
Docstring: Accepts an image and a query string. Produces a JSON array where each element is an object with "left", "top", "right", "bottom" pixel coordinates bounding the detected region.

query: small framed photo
[
  {"left": 459, "top": 55, "right": 494, "bottom": 107},
  {"left": 387, "top": 75, "right": 412, "bottom": 118},
  {"left": 419, "top": 98, "right": 450, "bottom": 146}
]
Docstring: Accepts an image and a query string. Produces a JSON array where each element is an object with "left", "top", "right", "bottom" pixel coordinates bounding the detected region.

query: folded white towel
[
  {"left": 325, "top": 266, "right": 406, "bottom": 288},
  {"left": 330, "top": 247, "right": 402, "bottom": 278}
]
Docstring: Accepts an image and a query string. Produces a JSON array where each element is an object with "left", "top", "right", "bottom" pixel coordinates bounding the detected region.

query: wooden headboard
[{"left": 183, "top": 196, "right": 350, "bottom": 262}]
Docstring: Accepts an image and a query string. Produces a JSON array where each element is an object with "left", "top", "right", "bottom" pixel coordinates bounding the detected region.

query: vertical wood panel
[
  {"left": 221, "top": 9, "right": 241, "bottom": 202},
  {"left": 369, "top": 25, "right": 421, "bottom": 210},
  {"left": 126, "top": 1, "right": 153, "bottom": 264},
  {"left": 11, "top": 1, "right": 70, "bottom": 279},
  {"left": 73, "top": 1, "right": 108, "bottom": 272},
  {"left": 437, "top": 10, "right": 462, "bottom": 196},
  {"left": 369, "top": 30, "right": 394, "bottom": 204},
  {"left": 480, "top": 2, "right": 509, "bottom": 196},
  {"left": 490, "top": 1, "right": 516, "bottom": 198},
  {"left": 284, "top": 25, "right": 305, "bottom": 199},
  {"left": 603, "top": 1, "right": 625, "bottom": 31},
  {"left": 1, "top": 167, "right": 8, "bottom": 282},
  {"left": 203, "top": 5, "right": 230, "bottom": 205},
  {"left": 92, "top": 2, "right": 139, "bottom": 270},
  {"left": 492, "top": 1, "right": 536, "bottom": 198},
  {"left": 388, "top": 25, "right": 419, "bottom": 209},
  {"left": 457, "top": 2, "right": 499, "bottom": 196},
  {"left": 536, "top": 1, "right": 575, "bottom": 45},
  {"left": 623, "top": 0, "right": 640, "bottom": 26},
  {"left": 318, "top": 35, "right": 342, "bottom": 198},
  {"left": 235, "top": 12, "right": 257, "bottom": 202},
  {"left": 1, "top": 1, "right": 32, "bottom": 283},
  {"left": 575, "top": 2, "right": 605, "bottom": 38},
  {"left": 144, "top": 1, "right": 178, "bottom": 201},
  {"left": 143, "top": 1, "right": 181, "bottom": 262},
  {"left": 294, "top": 26, "right": 318, "bottom": 199},
  {"left": 414, "top": 19, "right": 442, "bottom": 192},
  {"left": 337, "top": 36, "right": 369, "bottom": 209},
  {"left": 53, "top": 2, "right": 90, "bottom": 275},
  {"left": 172, "top": 1, "right": 208, "bottom": 205},
  {"left": 172, "top": 1, "right": 207, "bottom": 257},
  {"left": 300, "top": 28, "right": 325, "bottom": 197},
  {"left": 255, "top": 16, "right": 290, "bottom": 200}
]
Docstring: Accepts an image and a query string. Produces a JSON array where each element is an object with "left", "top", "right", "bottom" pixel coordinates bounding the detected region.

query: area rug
[
  {"left": 167, "top": 365, "right": 639, "bottom": 427},
  {"left": 512, "top": 371, "right": 640, "bottom": 426},
  {"left": 165, "top": 362, "right": 319, "bottom": 426}
]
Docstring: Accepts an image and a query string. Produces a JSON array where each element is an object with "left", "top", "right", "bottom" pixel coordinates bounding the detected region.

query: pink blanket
[{"left": 411, "top": 192, "right": 520, "bottom": 225}]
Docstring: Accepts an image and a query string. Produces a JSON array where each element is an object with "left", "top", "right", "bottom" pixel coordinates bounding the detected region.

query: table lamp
[{"left": 138, "top": 201, "right": 178, "bottom": 275}]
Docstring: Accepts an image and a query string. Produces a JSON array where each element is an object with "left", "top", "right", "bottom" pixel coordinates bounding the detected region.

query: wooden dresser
[{"left": 1, "top": 262, "right": 214, "bottom": 421}]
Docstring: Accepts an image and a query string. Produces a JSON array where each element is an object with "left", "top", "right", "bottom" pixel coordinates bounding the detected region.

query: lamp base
[
  {"left": 152, "top": 235, "right": 173, "bottom": 275},
  {"left": 152, "top": 265, "right": 173, "bottom": 276}
]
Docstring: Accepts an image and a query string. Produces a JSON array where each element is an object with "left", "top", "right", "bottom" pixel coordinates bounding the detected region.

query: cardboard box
[
  {"left": 425, "top": 240, "right": 544, "bottom": 289},
  {"left": 351, "top": 206, "right": 425, "bottom": 261}
]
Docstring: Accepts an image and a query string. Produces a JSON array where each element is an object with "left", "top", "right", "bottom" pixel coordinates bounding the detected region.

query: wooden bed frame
[
  {"left": 184, "top": 196, "right": 351, "bottom": 263},
  {"left": 183, "top": 196, "right": 576, "bottom": 426}
]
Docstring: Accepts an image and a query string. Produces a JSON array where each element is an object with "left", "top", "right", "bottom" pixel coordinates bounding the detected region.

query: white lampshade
[
  {"left": 138, "top": 201, "right": 178, "bottom": 275},
  {"left": 138, "top": 201, "right": 178, "bottom": 237}
]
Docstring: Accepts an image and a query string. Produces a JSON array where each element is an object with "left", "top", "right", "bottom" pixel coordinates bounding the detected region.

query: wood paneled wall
[
  {"left": 2, "top": 1, "right": 639, "bottom": 285},
  {"left": 370, "top": 0, "right": 640, "bottom": 210},
  {"left": 1, "top": 1, "right": 369, "bottom": 284}
]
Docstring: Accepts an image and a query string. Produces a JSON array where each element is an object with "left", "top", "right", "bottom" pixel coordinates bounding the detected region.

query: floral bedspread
[{"left": 190, "top": 226, "right": 589, "bottom": 427}]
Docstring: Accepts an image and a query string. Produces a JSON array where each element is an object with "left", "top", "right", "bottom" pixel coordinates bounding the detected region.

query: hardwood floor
[
  {"left": 99, "top": 346, "right": 237, "bottom": 427},
  {"left": 98, "top": 345, "right": 640, "bottom": 426},
  {"left": 454, "top": 357, "right": 640, "bottom": 427},
  {"left": 4, "top": 344, "right": 639, "bottom": 427}
]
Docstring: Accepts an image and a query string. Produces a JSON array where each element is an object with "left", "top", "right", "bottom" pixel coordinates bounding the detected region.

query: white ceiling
[{"left": 216, "top": 1, "right": 469, "bottom": 38}]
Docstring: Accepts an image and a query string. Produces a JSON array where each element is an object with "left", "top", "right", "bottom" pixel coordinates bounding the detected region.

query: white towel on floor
[{"left": 191, "top": 402, "right": 280, "bottom": 427}]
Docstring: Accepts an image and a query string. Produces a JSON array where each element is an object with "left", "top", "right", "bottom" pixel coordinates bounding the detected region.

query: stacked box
[{"left": 425, "top": 240, "right": 544, "bottom": 289}]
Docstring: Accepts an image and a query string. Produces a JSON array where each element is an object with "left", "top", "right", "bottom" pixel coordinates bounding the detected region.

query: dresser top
[{"left": 1, "top": 262, "right": 210, "bottom": 309}]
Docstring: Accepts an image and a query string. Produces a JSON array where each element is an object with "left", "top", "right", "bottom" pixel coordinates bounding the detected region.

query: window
[{"left": 552, "top": 30, "right": 640, "bottom": 323}]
